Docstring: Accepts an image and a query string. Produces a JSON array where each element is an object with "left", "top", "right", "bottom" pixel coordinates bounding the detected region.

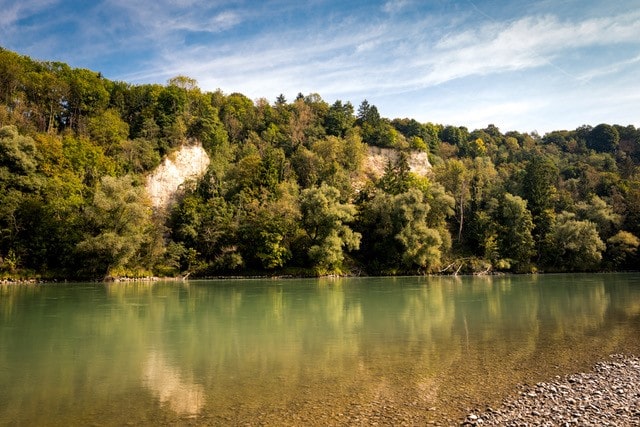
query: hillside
[
  {"left": 0, "top": 47, "right": 639, "bottom": 279},
  {"left": 145, "top": 143, "right": 430, "bottom": 213}
]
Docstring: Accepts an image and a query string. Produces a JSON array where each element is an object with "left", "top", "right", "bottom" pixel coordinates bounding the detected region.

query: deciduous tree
[
  {"left": 547, "top": 212, "right": 605, "bottom": 271},
  {"left": 76, "top": 175, "right": 152, "bottom": 278},
  {"left": 299, "top": 184, "right": 360, "bottom": 273},
  {"left": 497, "top": 193, "right": 535, "bottom": 271}
]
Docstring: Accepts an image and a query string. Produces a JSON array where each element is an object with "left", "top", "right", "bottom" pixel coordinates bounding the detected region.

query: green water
[{"left": 1, "top": 274, "right": 640, "bottom": 425}]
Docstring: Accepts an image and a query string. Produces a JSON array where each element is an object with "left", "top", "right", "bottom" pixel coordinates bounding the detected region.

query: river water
[{"left": 1, "top": 274, "right": 639, "bottom": 425}]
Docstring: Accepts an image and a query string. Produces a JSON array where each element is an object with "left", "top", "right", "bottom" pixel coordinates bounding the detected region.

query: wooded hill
[{"left": 1, "top": 47, "right": 639, "bottom": 279}]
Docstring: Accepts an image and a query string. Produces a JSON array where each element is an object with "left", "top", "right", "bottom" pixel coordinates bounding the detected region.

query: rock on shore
[{"left": 463, "top": 354, "right": 640, "bottom": 426}]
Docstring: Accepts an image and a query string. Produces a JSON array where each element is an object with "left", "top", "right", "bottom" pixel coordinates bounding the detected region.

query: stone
[{"left": 465, "top": 355, "right": 640, "bottom": 426}]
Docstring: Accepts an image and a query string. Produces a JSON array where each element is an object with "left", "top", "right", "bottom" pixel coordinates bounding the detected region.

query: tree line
[{"left": 1, "top": 47, "right": 639, "bottom": 279}]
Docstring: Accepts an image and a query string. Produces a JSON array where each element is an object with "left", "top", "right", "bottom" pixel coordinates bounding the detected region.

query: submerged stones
[{"left": 462, "top": 354, "right": 640, "bottom": 426}]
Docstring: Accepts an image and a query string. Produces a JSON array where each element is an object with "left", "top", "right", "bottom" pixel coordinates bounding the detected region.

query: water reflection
[
  {"left": 0, "top": 274, "right": 639, "bottom": 425},
  {"left": 142, "top": 350, "right": 205, "bottom": 416}
]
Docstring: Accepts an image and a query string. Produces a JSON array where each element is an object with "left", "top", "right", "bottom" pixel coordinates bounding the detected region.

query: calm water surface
[{"left": 1, "top": 274, "right": 640, "bottom": 425}]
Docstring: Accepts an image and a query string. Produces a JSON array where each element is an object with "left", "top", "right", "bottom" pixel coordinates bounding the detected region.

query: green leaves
[
  {"left": 357, "top": 188, "right": 449, "bottom": 274},
  {"left": 497, "top": 193, "right": 535, "bottom": 271},
  {"left": 547, "top": 212, "right": 606, "bottom": 271},
  {"left": 587, "top": 124, "right": 619, "bottom": 153},
  {"left": 76, "top": 175, "right": 151, "bottom": 278},
  {"left": 606, "top": 231, "right": 639, "bottom": 270},
  {"left": 3, "top": 46, "right": 640, "bottom": 277},
  {"left": 299, "top": 184, "right": 360, "bottom": 273},
  {"left": 0, "top": 126, "right": 39, "bottom": 177}
]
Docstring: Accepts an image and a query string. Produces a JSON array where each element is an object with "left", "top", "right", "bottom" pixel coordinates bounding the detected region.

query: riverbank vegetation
[{"left": 1, "top": 47, "right": 639, "bottom": 279}]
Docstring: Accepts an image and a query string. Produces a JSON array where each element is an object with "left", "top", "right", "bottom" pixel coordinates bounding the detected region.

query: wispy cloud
[
  {"left": 2, "top": 0, "right": 639, "bottom": 132},
  {"left": 209, "top": 11, "right": 243, "bottom": 31},
  {"left": 577, "top": 54, "right": 640, "bottom": 83},
  {"left": 0, "top": 0, "right": 57, "bottom": 29},
  {"left": 99, "top": 0, "right": 245, "bottom": 41},
  {"left": 424, "top": 13, "right": 640, "bottom": 85},
  {"left": 127, "top": 8, "right": 640, "bottom": 104},
  {"left": 382, "top": 0, "right": 412, "bottom": 14}
]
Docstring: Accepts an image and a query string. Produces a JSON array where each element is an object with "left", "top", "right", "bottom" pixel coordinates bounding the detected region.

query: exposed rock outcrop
[
  {"left": 145, "top": 142, "right": 210, "bottom": 211},
  {"left": 145, "top": 143, "right": 430, "bottom": 213},
  {"left": 363, "top": 146, "right": 431, "bottom": 179}
]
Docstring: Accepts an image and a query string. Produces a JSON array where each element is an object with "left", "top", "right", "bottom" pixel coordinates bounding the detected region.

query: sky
[{"left": 1, "top": 0, "right": 639, "bottom": 134}]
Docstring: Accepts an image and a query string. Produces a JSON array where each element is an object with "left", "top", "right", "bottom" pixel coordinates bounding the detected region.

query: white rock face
[
  {"left": 145, "top": 143, "right": 429, "bottom": 211},
  {"left": 146, "top": 143, "right": 210, "bottom": 210},
  {"left": 364, "top": 146, "right": 431, "bottom": 178}
]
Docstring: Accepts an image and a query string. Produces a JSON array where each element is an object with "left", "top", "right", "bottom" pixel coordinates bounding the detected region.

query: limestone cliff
[
  {"left": 146, "top": 142, "right": 210, "bottom": 211},
  {"left": 363, "top": 146, "right": 431, "bottom": 179},
  {"left": 145, "top": 143, "right": 429, "bottom": 211}
]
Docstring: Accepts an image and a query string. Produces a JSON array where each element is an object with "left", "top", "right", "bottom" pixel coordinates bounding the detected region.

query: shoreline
[
  {"left": 2, "top": 270, "right": 639, "bottom": 285},
  {"left": 461, "top": 354, "right": 640, "bottom": 426}
]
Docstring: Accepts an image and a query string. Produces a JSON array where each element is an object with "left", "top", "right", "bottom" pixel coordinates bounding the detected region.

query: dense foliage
[{"left": 1, "top": 47, "right": 639, "bottom": 279}]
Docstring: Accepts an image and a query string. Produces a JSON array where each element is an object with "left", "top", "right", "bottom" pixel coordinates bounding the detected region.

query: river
[{"left": 1, "top": 273, "right": 639, "bottom": 425}]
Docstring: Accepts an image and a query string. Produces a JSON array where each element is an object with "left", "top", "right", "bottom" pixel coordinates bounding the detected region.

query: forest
[{"left": 1, "top": 47, "right": 639, "bottom": 280}]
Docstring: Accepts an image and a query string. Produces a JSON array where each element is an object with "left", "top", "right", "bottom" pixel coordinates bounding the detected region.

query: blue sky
[{"left": 1, "top": 0, "right": 639, "bottom": 134}]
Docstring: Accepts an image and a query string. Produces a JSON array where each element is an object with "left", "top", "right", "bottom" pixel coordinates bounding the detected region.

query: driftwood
[{"left": 440, "top": 258, "right": 492, "bottom": 276}]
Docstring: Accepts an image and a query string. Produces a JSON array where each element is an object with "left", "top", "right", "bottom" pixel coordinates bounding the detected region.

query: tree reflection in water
[{"left": 1, "top": 274, "right": 640, "bottom": 425}]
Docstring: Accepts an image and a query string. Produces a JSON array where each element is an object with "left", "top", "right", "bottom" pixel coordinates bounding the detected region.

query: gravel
[{"left": 462, "top": 354, "right": 640, "bottom": 426}]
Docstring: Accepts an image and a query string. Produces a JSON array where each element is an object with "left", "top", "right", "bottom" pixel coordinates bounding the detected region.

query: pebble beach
[{"left": 462, "top": 354, "right": 640, "bottom": 426}]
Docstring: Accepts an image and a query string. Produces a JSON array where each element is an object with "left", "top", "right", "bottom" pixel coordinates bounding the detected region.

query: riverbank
[
  {"left": 462, "top": 354, "right": 640, "bottom": 426},
  {"left": 2, "top": 269, "right": 638, "bottom": 285},
  {"left": 0, "top": 278, "right": 48, "bottom": 285}
]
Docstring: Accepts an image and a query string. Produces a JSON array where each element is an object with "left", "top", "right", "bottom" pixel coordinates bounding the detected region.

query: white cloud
[
  {"left": 577, "top": 54, "right": 640, "bottom": 83},
  {"left": 209, "top": 11, "right": 242, "bottom": 31},
  {"left": 101, "top": 0, "right": 243, "bottom": 38},
  {"left": 0, "top": 0, "right": 57, "bottom": 29},
  {"left": 382, "top": 0, "right": 412, "bottom": 14},
  {"left": 5, "top": 0, "right": 639, "bottom": 132},
  {"left": 106, "top": 4, "right": 640, "bottom": 133},
  {"left": 420, "top": 100, "right": 543, "bottom": 131},
  {"left": 423, "top": 13, "right": 640, "bottom": 86},
  {"left": 0, "top": 3, "right": 20, "bottom": 29},
  {"left": 159, "top": 9, "right": 243, "bottom": 33}
]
